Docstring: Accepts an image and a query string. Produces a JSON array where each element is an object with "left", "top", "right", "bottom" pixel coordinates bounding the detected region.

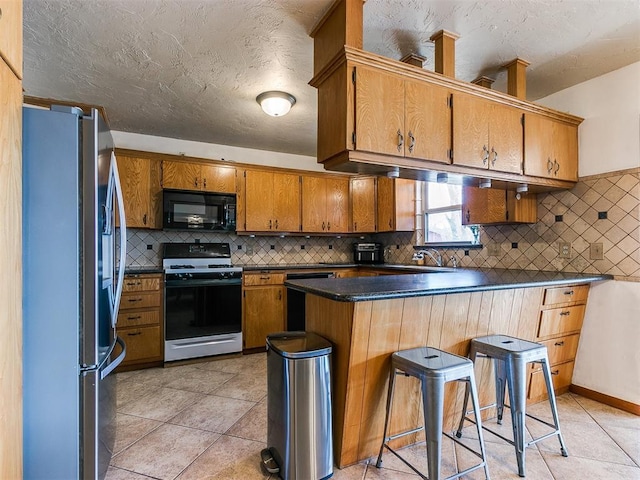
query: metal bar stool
[
  {"left": 456, "top": 335, "right": 568, "bottom": 477},
  {"left": 376, "top": 346, "right": 490, "bottom": 480}
]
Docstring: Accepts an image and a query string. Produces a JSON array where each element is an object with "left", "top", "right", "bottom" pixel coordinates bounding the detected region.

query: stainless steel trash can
[{"left": 265, "top": 332, "right": 333, "bottom": 480}]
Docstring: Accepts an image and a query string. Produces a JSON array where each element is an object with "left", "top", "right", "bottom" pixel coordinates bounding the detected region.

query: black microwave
[{"left": 163, "top": 189, "right": 236, "bottom": 231}]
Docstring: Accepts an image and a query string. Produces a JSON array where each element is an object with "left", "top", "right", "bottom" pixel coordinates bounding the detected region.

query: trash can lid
[{"left": 266, "top": 332, "right": 332, "bottom": 359}]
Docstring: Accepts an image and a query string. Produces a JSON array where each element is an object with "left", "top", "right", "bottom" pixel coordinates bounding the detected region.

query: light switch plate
[
  {"left": 487, "top": 243, "right": 502, "bottom": 256},
  {"left": 590, "top": 242, "right": 604, "bottom": 260},
  {"left": 558, "top": 241, "right": 572, "bottom": 259}
]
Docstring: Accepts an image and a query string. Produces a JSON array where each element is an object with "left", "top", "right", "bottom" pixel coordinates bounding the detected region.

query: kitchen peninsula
[{"left": 285, "top": 268, "right": 610, "bottom": 468}]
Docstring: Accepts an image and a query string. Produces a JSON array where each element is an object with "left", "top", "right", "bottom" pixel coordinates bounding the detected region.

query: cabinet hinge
[
  {"left": 448, "top": 149, "right": 453, "bottom": 160},
  {"left": 352, "top": 69, "right": 356, "bottom": 84},
  {"left": 243, "top": 171, "right": 246, "bottom": 178},
  {"left": 448, "top": 94, "right": 453, "bottom": 108},
  {"left": 520, "top": 115, "right": 524, "bottom": 126},
  {"left": 506, "top": 210, "right": 510, "bottom": 221},
  {"left": 352, "top": 131, "right": 356, "bottom": 147}
]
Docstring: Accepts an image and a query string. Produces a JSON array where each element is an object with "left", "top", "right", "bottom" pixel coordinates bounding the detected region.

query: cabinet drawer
[
  {"left": 118, "top": 309, "right": 160, "bottom": 328},
  {"left": 121, "top": 292, "right": 161, "bottom": 309},
  {"left": 243, "top": 272, "right": 285, "bottom": 286},
  {"left": 537, "top": 304, "right": 585, "bottom": 339},
  {"left": 543, "top": 284, "right": 589, "bottom": 305},
  {"left": 123, "top": 275, "right": 161, "bottom": 292},
  {"left": 528, "top": 361, "right": 574, "bottom": 401},
  {"left": 540, "top": 334, "right": 580, "bottom": 365},
  {"left": 121, "top": 326, "right": 162, "bottom": 363}
]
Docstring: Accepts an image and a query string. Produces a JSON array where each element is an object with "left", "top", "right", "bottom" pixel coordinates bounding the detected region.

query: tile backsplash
[{"left": 125, "top": 168, "right": 638, "bottom": 280}]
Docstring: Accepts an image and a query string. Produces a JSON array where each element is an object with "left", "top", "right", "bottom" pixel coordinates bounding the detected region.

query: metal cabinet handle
[
  {"left": 269, "top": 219, "right": 272, "bottom": 230},
  {"left": 554, "top": 341, "right": 565, "bottom": 346},
  {"left": 322, "top": 221, "right": 325, "bottom": 231},
  {"left": 125, "top": 281, "right": 142, "bottom": 287},
  {"left": 203, "top": 178, "right": 207, "bottom": 188},
  {"left": 278, "top": 290, "right": 282, "bottom": 300},
  {"left": 554, "top": 159, "right": 560, "bottom": 174},
  {"left": 482, "top": 145, "right": 489, "bottom": 165},
  {"left": 327, "top": 221, "right": 330, "bottom": 231},
  {"left": 408, "top": 131, "right": 416, "bottom": 153},
  {"left": 259, "top": 276, "right": 271, "bottom": 280},
  {"left": 388, "top": 219, "right": 392, "bottom": 228},
  {"left": 194, "top": 178, "right": 198, "bottom": 187},
  {"left": 465, "top": 210, "right": 471, "bottom": 223},
  {"left": 563, "top": 290, "right": 574, "bottom": 296},
  {"left": 275, "top": 219, "right": 279, "bottom": 230},
  {"left": 127, "top": 297, "right": 142, "bottom": 303},
  {"left": 397, "top": 129, "right": 404, "bottom": 152},
  {"left": 127, "top": 331, "right": 142, "bottom": 336},
  {"left": 551, "top": 370, "right": 560, "bottom": 376},
  {"left": 547, "top": 158, "right": 554, "bottom": 174},
  {"left": 491, "top": 147, "right": 498, "bottom": 166},
  {"left": 143, "top": 213, "right": 147, "bottom": 225},
  {"left": 354, "top": 222, "right": 357, "bottom": 231},
  {"left": 127, "top": 315, "right": 142, "bottom": 321},
  {"left": 559, "top": 311, "right": 570, "bottom": 316}
]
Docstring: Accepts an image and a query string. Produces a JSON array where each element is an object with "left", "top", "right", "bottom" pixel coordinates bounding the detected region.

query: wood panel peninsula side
[{"left": 285, "top": 269, "right": 610, "bottom": 468}]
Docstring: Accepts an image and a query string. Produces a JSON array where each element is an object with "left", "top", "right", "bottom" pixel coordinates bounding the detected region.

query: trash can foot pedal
[{"left": 260, "top": 448, "right": 280, "bottom": 474}]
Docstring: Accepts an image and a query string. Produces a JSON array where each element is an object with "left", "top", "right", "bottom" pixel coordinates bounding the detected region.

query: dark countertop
[
  {"left": 284, "top": 268, "right": 612, "bottom": 302},
  {"left": 241, "top": 263, "right": 358, "bottom": 271}
]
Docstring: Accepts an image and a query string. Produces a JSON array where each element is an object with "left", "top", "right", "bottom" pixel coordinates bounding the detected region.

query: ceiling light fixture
[{"left": 256, "top": 91, "right": 296, "bottom": 117}]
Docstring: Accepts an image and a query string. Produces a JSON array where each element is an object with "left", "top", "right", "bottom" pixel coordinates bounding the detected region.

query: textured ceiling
[{"left": 23, "top": 0, "right": 640, "bottom": 157}]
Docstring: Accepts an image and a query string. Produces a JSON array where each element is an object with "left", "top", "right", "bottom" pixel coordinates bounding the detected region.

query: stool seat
[
  {"left": 377, "top": 346, "right": 490, "bottom": 480},
  {"left": 457, "top": 334, "right": 568, "bottom": 477}
]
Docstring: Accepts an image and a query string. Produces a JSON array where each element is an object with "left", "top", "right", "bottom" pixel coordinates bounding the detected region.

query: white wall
[
  {"left": 538, "top": 62, "right": 640, "bottom": 176},
  {"left": 112, "top": 130, "right": 325, "bottom": 172},
  {"left": 539, "top": 62, "right": 640, "bottom": 404}
]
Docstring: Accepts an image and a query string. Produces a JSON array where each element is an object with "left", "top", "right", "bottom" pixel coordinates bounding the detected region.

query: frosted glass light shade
[{"left": 256, "top": 91, "right": 296, "bottom": 117}]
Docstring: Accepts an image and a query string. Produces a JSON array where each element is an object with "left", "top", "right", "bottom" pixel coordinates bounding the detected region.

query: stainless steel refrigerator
[{"left": 22, "top": 105, "right": 127, "bottom": 479}]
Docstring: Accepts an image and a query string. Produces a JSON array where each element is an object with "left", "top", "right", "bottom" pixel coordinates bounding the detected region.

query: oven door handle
[{"left": 165, "top": 279, "right": 242, "bottom": 288}]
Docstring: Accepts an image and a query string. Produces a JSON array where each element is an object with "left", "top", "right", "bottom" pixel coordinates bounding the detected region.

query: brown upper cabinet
[
  {"left": 350, "top": 176, "right": 376, "bottom": 232},
  {"left": 452, "top": 93, "right": 523, "bottom": 174},
  {"left": 461, "top": 186, "right": 537, "bottom": 225},
  {"left": 162, "top": 159, "right": 236, "bottom": 193},
  {"left": 354, "top": 66, "right": 452, "bottom": 163},
  {"left": 351, "top": 176, "right": 415, "bottom": 233},
  {"left": 117, "top": 155, "right": 162, "bottom": 229},
  {"left": 377, "top": 177, "right": 415, "bottom": 232},
  {"left": 301, "top": 174, "right": 350, "bottom": 233},
  {"left": 524, "top": 113, "right": 578, "bottom": 182},
  {"left": 242, "top": 170, "right": 301, "bottom": 232}
]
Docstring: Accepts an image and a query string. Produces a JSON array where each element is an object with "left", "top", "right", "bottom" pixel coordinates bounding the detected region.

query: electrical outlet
[
  {"left": 487, "top": 243, "right": 502, "bottom": 256},
  {"left": 558, "top": 241, "right": 572, "bottom": 259},
  {"left": 590, "top": 242, "right": 604, "bottom": 260}
]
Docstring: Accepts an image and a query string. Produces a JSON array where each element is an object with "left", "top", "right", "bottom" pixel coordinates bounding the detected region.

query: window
[{"left": 423, "top": 182, "right": 476, "bottom": 243}]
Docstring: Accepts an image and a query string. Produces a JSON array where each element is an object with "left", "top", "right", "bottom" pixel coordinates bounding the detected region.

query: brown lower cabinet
[
  {"left": 115, "top": 273, "right": 164, "bottom": 371},
  {"left": 242, "top": 271, "right": 285, "bottom": 350}
]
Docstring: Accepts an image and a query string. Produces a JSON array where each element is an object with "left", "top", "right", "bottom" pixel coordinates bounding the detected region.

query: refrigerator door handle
[
  {"left": 100, "top": 336, "right": 126, "bottom": 380},
  {"left": 111, "top": 152, "right": 127, "bottom": 327}
]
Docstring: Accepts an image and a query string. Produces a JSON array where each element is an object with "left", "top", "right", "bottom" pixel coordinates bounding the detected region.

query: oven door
[{"left": 164, "top": 274, "right": 242, "bottom": 360}]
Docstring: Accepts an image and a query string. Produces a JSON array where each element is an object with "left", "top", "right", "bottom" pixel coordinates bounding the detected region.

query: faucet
[{"left": 412, "top": 249, "right": 443, "bottom": 267}]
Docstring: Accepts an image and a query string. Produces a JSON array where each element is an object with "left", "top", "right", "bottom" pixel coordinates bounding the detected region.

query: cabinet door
[
  {"left": 201, "top": 164, "right": 236, "bottom": 193},
  {"left": 273, "top": 173, "right": 300, "bottom": 232},
  {"left": 452, "top": 93, "right": 490, "bottom": 169},
  {"left": 245, "top": 170, "right": 274, "bottom": 231},
  {"left": 376, "top": 177, "right": 395, "bottom": 232},
  {"left": 351, "top": 177, "right": 376, "bottom": 232},
  {"left": 326, "top": 176, "right": 349, "bottom": 233},
  {"left": 524, "top": 113, "right": 556, "bottom": 179},
  {"left": 301, "top": 175, "right": 326, "bottom": 232},
  {"left": 394, "top": 178, "right": 415, "bottom": 231},
  {"left": 354, "top": 66, "right": 405, "bottom": 156},
  {"left": 118, "top": 156, "right": 151, "bottom": 228},
  {"left": 162, "top": 160, "right": 201, "bottom": 190},
  {"left": 489, "top": 104, "right": 523, "bottom": 174},
  {"left": 552, "top": 121, "right": 578, "bottom": 181},
  {"left": 461, "top": 186, "right": 506, "bottom": 225},
  {"left": 404, "top": 80, "right": 451, "bottom": 163},
  {"left": 243, "top": 287, "right": 284, "bottom": 349},
  {"left": 0, "top": 0, "right": 22, "bottom": 78}
]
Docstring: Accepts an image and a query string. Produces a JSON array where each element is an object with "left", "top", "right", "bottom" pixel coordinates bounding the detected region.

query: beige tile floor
[{"left": 107, "top": 352, "right": 640, "bottom": 480}]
